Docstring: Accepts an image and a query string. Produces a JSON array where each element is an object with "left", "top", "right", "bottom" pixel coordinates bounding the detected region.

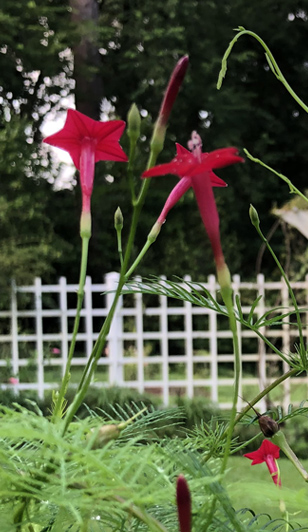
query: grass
[{"left": 226, "top": 456, "right": 308, "bottom": 527}]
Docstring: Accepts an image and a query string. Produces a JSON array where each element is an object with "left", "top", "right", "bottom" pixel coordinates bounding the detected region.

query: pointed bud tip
[
  {"left": 151, "top": 55, "right": 189, "bottom": 155},
  {"left": 87, "top": 424, "right": 121, "bottom": 449},
  {"left": 114, "top": 206, "right": 124, "bottom": 230},
  {"left": 176, "top": 475, "right": 191, "bottom": 506},
  {"left": 127, "top": 103, "right": 141, "bottom": 142},
  {"left": 249, "top": 204, "right": 260, "bottom": 228}
]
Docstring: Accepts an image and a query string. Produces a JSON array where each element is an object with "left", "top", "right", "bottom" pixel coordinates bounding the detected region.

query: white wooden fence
[{"left": 0, "top": 272, "right": 308, "bottom": 410}]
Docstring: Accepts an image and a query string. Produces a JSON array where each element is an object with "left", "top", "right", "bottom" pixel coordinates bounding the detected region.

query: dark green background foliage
[{"left": 1, "top": 0, "right": 308, "bottom": 284}]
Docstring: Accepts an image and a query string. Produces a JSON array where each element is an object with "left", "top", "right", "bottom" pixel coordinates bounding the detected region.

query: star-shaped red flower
[
  {"left": 244, "top": 439, "right": 281, "bottom": 486},
  {"left": 142, "top": 132, "right": 243, "bottom": 272},
  {"left": 44, "top": 109, "right": 127, "bottom": 221},
  {"left": 43, "top": 109, "right": 127, "bottom": 169}
]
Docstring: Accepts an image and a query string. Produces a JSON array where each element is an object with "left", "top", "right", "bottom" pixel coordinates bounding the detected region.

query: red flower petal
[
  {"left": 44, "top": 109, "right": 127, "bottom": 169},
  {"left": 176, "top": 143, "right": 190, "bottom": 156},
  {"left": 191, "top": 171, "right": 224, "bottom": 262},
  {"left": 244, "top": 439, "right": 280, "bottom": 465},
  {"left": 142, "top": 134, "right": 243, "bottom": 268},
  {"left": 158, "top": 177, "right": 191, "bottom": 223}
]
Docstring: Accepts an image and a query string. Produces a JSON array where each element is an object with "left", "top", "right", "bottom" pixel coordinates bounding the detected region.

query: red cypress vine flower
[
  {"left": 244, "top": 439, "right": 281, "bottom": 486},
  {"left": 44, "top": 109, "right": 127, "bottom": 215},
  {"left": 142, "top": 132, "right": 243, "bottom": 272}
]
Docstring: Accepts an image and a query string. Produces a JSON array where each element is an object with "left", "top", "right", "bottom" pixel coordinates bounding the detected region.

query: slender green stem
[
  {"left": 125, "top": 224, "right": 160, "bottom": 279},
  {"left": 51, "top": 236, "right": 90, "bottom": 422},
  {"left": 252, "top": 328, "right": 292, "bottom": 365},
  {"left": 244, "top": 149, "right": 308, "bottom": 205},
  {"left": 72, "top": 187, "right": 151, "bottom": 401},
  {"left": 204, "top": 282, "right": 241, "bottom": 529},
  {"left": 116, "top": 228, "right": 124, "bottom": 267},
  {"left": 62, "top": 145, "right": 162, "bottom": 433},
  {"left": 220, "top": 292, "right": 241, "bottom": 473},
  {"left": 127, "top": 142, "right": 137, "bottom": 203},
  {"left": 125, "top": 239, "right": 152, "bottom": 279},
  {"left": 230, "top": 432, "right": 261, "bottom": 455},
  {"left": 218, "top": 28, "right": 308, "bottom": 114},
  {"left": 235, "top": 368, "right": 299, "bottom": 425},
  {"left": 62, "top": 278, "right": 125, "bottom": 434},
  {"left": 254, "top": 223, "right": 306, "bottom": 366},
  {"left": 203, "top": 367, "right": 298, "bottom": 464}
]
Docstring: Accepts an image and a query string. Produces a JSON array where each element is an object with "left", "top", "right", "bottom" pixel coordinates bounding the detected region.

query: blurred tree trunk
[{"left": 70, "top": 0, "right": 103, "bottom": 119}]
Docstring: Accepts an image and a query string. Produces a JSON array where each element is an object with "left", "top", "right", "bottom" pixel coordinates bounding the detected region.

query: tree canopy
[{"left": 1, "top": 0, "right": 308, "bottom": 284}]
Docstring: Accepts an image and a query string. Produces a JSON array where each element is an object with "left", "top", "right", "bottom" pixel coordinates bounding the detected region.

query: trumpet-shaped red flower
[
  {"left": 244, "top": 439, "right": 281, "bottom": 486},
  {"left": 176, "top": 475, "right": 191, "bottom": 532},
  {"left": 142, "top": 132, "right": 243, "bottom": 272},
  {"left": 44, "top": 109, "right": 127, "bottom": 216}
]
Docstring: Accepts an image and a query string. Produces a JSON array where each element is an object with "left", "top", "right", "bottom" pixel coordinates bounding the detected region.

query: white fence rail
[{"left": 0, "top": 272, "right": 308, "bottom": 410}]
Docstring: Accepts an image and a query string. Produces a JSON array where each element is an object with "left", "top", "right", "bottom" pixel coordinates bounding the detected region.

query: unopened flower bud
[
  {"left": 151, "top": 56, "right": 189, "bottom": 156},
  {"left": 87, "top": 407, "right": 148, "bottom": 450},
  {"left": 87, "top": 424, "right": 121, "bottom": 449},
  {"left": 176, "top": 475, "right": 191, "bottom": 532},
  {"left": 114, "top": 206, "right": 124, "bottom": 231},
  {"left": 245, "top": 399, "right": 279, "bottom": 438},
  {"left": 258, "top": 415, "right": 279, "bottom": 437},
  {"left": 249, "top": 204, "right": 260, "bottom": 229},
  {"left": 127, "top": 103, "right": 141, "bottom": 144}
]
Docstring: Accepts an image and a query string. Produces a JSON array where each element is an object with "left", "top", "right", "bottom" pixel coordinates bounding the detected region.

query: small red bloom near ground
[{"left": 244, "top": 439, "right": 281, "bottom": 486}]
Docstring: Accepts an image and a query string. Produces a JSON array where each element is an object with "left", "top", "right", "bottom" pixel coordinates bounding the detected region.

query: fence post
[
  {"left": 59, "top": 277, "right": 68, "bottom": 378},
  {"left": 10, "top": 280, "right": 19, "bottom": 390},
  {"left": 160, "top": 276, "right": 169, "bottom": 405},
  {"left": 134, "top": 276, "right": 145, "bottom": 394},
  {"left": 233, "top": 274, "right": 243, "bottom": 410},
  {"left": 184, "top": 275, "right": 193, "bottom": 399},
  {"left": 208, "top": 275, "right": 218, "bottom": 403},
  {"left": 84, "top": 276, "right": 93, "bottom": 358},
  {"left": 105, "top": 272, "right": 123, "bottom": 385},
  {"left": 281, "top": 278, "right": 291, "bottom": 413},
  {"left": 34, "top": 277, "right": 44, "bottom": 399},
  {"left": 257, "top": 274, "right": 267, "bottom": 412}
]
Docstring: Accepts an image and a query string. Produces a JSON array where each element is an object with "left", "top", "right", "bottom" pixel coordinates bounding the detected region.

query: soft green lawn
[{"left": 226, "top": 456, "right": 308, "bottom": 527}]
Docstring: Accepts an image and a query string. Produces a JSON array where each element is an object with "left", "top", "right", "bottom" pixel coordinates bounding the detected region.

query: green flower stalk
[
  {"left": 61, "top": 61, "right": 189, "bottom": 432},
  {"left": 86, "top": 407, "right": 147, "bottom": 449},
  {"left": 143, "top": 132, "right": 244, "bottom": 479},
  {"left": 272, "top": 430, "right": 308, "bottom": 482},
  {"left": 44, "top": 110, "right": 128, "bottom": 422}
]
